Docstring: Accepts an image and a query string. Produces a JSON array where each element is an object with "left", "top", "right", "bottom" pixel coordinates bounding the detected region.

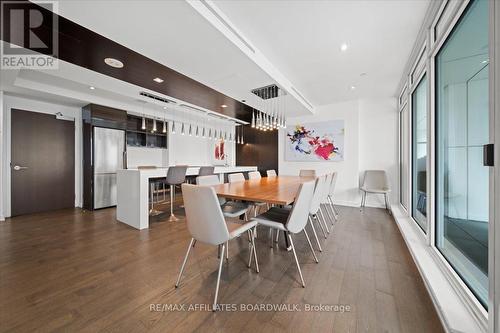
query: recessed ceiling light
[
  {"left": 153, "top": 77, "right": 164, "bottom": 83},
  {"left": 104, "top": 57, "right": 124, "bottom": 68},
  {"left": 350, "top": 85, "right": 356, "bottom": 90},
  {"left": 221, "top": 104, "right": 228, "bottom": 108},
  {"left": 89, "top": 86, "right": 95, "bottom": 90},
  {"left": 482, "top": 60, "right": 489, "bottom": 64},
  {"left": 340, "top": 43, "right": 348, "bottom": 52},
  {"left": 163, "top": 106, "right": 167, "bottom": 110}
]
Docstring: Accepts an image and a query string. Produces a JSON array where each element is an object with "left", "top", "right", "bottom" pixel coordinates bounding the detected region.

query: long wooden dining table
[{"left": 211, "top": 175, "right": 315, "bottom": 206}]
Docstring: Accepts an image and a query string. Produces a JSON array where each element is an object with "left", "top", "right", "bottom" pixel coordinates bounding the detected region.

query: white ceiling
[
  {"left": 213, "top": 0, "right": 430, "bottom": 106},
  {"left": 56, "top": 0, "right": 308, "bottom": 116},
  {"left": 2, "top": 1, "right": 430, "bottom": 118}
]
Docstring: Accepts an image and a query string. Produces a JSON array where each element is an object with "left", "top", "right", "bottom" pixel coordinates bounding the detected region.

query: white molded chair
[
  {"left": 228, "top": 173, "right": 245, "bottom": 183},
  {"left": 308, "top": 175, "right": 330, "bottom": 245},
  {"left": 360, "top": 170, "right": 391, "bottom": 213},
  {"left": 299, "top": 169, "right": 316, "bottom": 177},
  {"left": 252, "top": 181, "right": 317, "bottom": 287},
  {"left": 266, "top": 169, "right": 277, "bottom": 178},
  {"left": 327, "top": 172, "right": 340, "bottom": 219},
  {"left": 196, "top": 175, "right": 249, "bottom": 219},
  {"left": 228, "top": 172, "right": 267, "bottom": 217},
  {"left": 248, "top": 171, "right": 261, "bottom": 179},
  {"left": 321, "top": 173, "right": 336, "bottom": 224},
  {"left": 176, "top": 184, "right": 259, "bottom": 311}
]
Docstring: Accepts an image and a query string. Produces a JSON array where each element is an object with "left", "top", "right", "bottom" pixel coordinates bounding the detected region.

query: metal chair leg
[
  {"left": 323, "top": 203, "right": 334, "bottom": 224},
  {"left": 169, "top": 185, "right": 179, "bottom": 221},
  {"left": 308, "top": 216, "right": 322, "bottom": 252},
  {"left": 288, "top": 233, "right": 305, "bottom": 288},
  {"left": 314, "top": 214, "right": 327, "bottom": 239},
  {"left": 213, "top": 244, "right": 225, "bottom": 311},
  {"left": 226, "top": 241, "right": 229, "bottom": 260},
  {"left": 247, "top": 228, "right": 259, "bottom": 273},
  {"left": 318, "top": 208, "right": 330, "bottom": 234},
  {"left": 175, "top": 238, "right": 195, "bottom": 288},
  {"left": 275, "top": 228, "right": 280, "bottom": 243},
  {"left": 303, "top": 229, "right": 319, "bottom": 263}
]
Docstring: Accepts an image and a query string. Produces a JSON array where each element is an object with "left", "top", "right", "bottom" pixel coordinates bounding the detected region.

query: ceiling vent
[{"left": 139, "top": 91, "right": 177, "bottom": 105}]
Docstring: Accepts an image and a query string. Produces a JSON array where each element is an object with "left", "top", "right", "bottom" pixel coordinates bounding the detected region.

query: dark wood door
[{"left": 11, "top": 109, "right": 75, "bottom": 216}]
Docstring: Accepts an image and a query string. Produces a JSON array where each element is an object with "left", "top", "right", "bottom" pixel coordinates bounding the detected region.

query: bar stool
[
  {"left": 166, "top": 165, "right": 188, "bottom": 221},
  {"left": 138, "top": 166, "right": 164, "bottom": 216},
  {"left": 198, "top": 166, "right": 215, "bottom": 176}
]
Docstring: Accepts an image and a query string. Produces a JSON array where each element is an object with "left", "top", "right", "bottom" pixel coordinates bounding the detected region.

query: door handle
[
  {"left": 12, "top": 165, "right": 28, "bottom": 171},
  {"left": 483, "top": 144, "right": 494, "bottom": 167}
]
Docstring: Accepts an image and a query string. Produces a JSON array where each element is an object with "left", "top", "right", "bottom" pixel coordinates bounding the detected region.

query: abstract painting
[
  {"left": 285, "top": 120, "right": 344, "bottom": 162},
  {"left": 213, "top": 139, "right": 226, "bottom": 165}
]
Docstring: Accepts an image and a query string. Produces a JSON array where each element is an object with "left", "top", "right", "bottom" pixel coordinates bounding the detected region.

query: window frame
[{"left": 397, "top": 0, "right": 490, "bottom": 326}]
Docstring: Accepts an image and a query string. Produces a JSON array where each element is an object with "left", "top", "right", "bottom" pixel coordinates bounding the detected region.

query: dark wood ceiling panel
[{"left": 1, "top": 0, "right": 253, "bottom": 122}]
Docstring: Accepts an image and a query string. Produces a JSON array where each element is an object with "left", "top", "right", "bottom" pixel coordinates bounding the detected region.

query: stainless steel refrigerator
[{"left": 93, "top": 127, "right": 126, "bottom": 209}]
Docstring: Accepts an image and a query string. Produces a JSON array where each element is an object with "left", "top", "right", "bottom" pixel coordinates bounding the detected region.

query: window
[
  {"left": 435, "top": 0, "right": 489, "bottom": 306},
  {"left": 400, "top": 103, "right": 409, "bottom": 209},
  {"left": 412, "top": 75, "right": 428, "bottom": 232}
]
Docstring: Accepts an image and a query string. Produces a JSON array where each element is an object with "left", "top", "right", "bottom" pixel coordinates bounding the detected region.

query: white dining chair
[
  {"left": 176, "top": 184, "right": 259, "bottom": 311},
  {"left": 266, "top": 169, "right": 277, "bottom": 177},
  {"left": 360, "top": 170, "right": 391, "bottom": 213},
  {"left": 196, "top": 174, "right": 250, "bottom": 260},
  {"left": 273, "top": 175, "right": 325, "bottom": 252},
  {"left": 248, "top": 171, "right": 262, "bottom": 179},
  {"left": 228, "top": 172, "right": 246, "bottom": 183},
  {"left": 320, "top": 173, "right": 336, "bottom": 224},
  {"left": 252, "top": 181, "right": 317, "bottom": 287},
  {"left": 228, "top": 172, "right": 267, "bottom": 217},
  {"left": 327, "top": 172, "right": 340, "bottom": 220},
  {"left": 299, "top": 169, "right": 316, "bottom": 177},
  {"left": 196, "top": 175, "right": 249, "bottom": 219}
]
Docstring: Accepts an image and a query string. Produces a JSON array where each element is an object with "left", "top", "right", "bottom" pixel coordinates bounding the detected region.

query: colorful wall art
[
  {"left": 213, "top": 139, "right": 226, "bottom": 165},
  {"left": 285, "top": 120, "right": 344, "bottom": 162}
]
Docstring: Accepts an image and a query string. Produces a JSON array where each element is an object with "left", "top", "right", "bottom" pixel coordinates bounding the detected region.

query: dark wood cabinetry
[
  {"left": 126, "top": 115, "right": 168, "bottom": 149},
  {"left": 236, "top": 125, "right": 278, "bottom": 176}
]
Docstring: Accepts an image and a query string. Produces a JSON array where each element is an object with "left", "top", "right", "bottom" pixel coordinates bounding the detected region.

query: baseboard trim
[{"left": 333, "top": 199, "right": 389, "bottom": 210}]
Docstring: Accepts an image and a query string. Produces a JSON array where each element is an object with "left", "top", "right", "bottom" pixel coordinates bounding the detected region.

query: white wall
[
  {"left": 279, "top": 98, "right": 398, "bottom": 208},
  {"left": 168, "top": 128, "right": 235, "bottom": 166},
  {"left": 127, "top": 146, "right": 168, "bottom": 168},
  {"left": 359, "top": 98, "right": 399, "bottom": 207},
  {"left": 2, "top": 94, "right": 83, "bottom": 218}
]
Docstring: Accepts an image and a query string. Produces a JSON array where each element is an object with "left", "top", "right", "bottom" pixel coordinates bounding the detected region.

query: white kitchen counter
[{"left": 116, "top": 166, "right": 258, "bottom": 229}]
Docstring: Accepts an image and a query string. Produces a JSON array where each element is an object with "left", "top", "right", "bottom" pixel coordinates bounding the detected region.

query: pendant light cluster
[
  {"left": 250, "top": 84, "right": 287, "bottom": 131},
  {"left": 168, "top": 106, "right": 245, "bottom": 144}
]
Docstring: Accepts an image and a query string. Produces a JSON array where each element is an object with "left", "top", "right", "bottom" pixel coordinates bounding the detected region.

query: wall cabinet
[{"left": 126, "top": 115, "right": 167, "bottom": 149}]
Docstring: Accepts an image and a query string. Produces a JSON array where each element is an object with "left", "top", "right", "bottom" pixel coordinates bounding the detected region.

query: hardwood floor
[{"left": 0, "top": 204, "right": 444, "bottom": 332}]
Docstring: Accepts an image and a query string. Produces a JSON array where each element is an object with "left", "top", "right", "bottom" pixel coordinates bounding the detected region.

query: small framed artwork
[
  {"left": 213, "top": 139, "right": 226, "bottom": 165},
  {"left": 285, "top": 120, "right": 344, "bottom": 162}
]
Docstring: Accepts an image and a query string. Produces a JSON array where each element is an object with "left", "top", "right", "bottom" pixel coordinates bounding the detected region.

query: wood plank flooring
[{"left": 0, "top": 204, "right": 444, "bottom": 332}]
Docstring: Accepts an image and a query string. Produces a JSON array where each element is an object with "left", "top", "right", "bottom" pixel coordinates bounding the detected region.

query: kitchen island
[{"left": 116, "top": 166, "right": 258, "bottom": 229}]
